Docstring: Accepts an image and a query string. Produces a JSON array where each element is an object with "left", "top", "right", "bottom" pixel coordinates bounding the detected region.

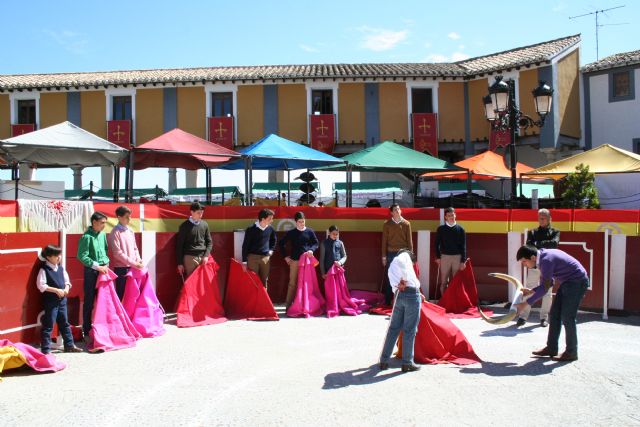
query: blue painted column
[
  {"left": 365, "top": 82, "right": 380, "bottom": 147},
  {"left": 263, "top": 85, "right": 278, "bottom": 136},
  {"left": 66, "top": 92, "right": 81, "bottom": 126},
  {"left": 538, "top": 65, "right": 557, "bottom": 149}
]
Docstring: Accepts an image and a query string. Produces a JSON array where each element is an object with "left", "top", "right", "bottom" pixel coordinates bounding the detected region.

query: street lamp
[{"left": 483, "top": 75, "right": 553, "bottom": 204}]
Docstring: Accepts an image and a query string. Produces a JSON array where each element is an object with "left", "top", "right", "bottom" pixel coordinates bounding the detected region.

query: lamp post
[{"left": 483, "top": 75, "right": 553, "bottom": 204}]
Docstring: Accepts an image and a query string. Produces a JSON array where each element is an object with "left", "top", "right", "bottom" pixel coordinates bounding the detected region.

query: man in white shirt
[{"left": 378, "top": 250, "right": 422, "bottom": 373}]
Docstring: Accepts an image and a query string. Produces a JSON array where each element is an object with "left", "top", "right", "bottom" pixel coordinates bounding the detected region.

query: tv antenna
[{"left": 569, "top": 5, "right": 627, "bottom": 60}]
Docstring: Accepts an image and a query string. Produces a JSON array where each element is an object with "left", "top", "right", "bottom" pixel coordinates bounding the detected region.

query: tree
[{"left": 561, "top": 163, "right": 600, "bottom": 208}]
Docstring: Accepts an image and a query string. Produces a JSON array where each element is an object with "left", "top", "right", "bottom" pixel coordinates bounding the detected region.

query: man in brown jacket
[{"left": 381, "top": 204, "right": 413, "bottom": 305}]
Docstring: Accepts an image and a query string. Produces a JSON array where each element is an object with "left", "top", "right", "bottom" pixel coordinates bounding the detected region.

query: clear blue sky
[{"left": 1, "top": 0, "right": 636, "bottom": 191}]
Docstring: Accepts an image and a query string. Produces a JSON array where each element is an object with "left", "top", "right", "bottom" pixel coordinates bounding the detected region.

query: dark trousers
[
  {"left": 547, "top": 278, "right": 589, "bottom": 355},
  {"left": 41, "top": 296, "right": 74, "bottom": 353},
  {"left": 82, "top": 266, "right": 99, "bottom": 337},
  {"left": 383, "top": 251, "right": 400, "bottom": 305},
  {"left": 114, "top": 266, "right": 130, "bottom": 301}
]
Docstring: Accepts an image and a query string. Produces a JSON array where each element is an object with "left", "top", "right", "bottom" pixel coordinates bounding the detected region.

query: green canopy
[
  {"left": 319, "top": 141, "right": 460, "bottom": 173},
  {"left": 333, "top": 181, "right": 403, "bottom": 194},
  {"left": 169, "top": 186, "right": 240, "bottom": 196},
  {"left": 65, "top": 187, "right": 167, "bottom": 200},
  {"left": 252, "top": 182, "right": 318, "bottom": 195}
]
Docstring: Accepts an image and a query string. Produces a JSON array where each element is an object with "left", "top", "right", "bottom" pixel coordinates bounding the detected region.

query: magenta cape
[
  {"left": 122, "top": 267, "right": 166, "bottom": 337},
  {"left": 286, "top": 253, "right": 325, "bottom": 318},
  {"left": 0, "top": 339, "right": 66, "bottom": 374},
  {"left": 176, "top": 257, "right": 227, "bottom": 327},
  {"left": 224, "top": 259, "right": 278, "bottom": 321},
  {"left": 437, "top": 260, "right": 493, "bottom": 318},
  {"left": 323, "top": 264, "right": 368, "bottom": 317},
  {"left": 90, "top": 269, "right": 140, "bottom": 352}
]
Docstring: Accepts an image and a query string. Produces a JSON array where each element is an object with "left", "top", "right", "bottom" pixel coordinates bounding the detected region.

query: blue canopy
[{"left": 220, "top": 134, "right": 344, "bottom": 170}]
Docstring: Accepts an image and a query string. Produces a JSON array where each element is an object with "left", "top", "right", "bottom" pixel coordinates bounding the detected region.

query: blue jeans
[
  {"left": 383, "top": 251, "right": 400, "bottom": 305},
  {"left": 113, "top": 267, "right": 130, "bottom": 301},
  {"left": 547, "top": 278, "right": 589, "bottom": 355},
  {"left": 82, "top": 267, "right": 99, "bottom": 337},
  {"left": 41, "top": 296, "right": 74, "bottom": 353},
  {"left": 380, "top": 289, "right": 421, "bottom": 365}
]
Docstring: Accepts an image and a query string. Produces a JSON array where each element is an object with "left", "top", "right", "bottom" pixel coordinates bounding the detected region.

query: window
[
  {"left": 17, "top": 99, "right": 36, "bottom": 124},
  {"left": 609, "top": 69, "right": 635, "bottom": 102},
  {"left": 311, "top": 90, "right": 333, "bottom": 114},
  {"left": 112, "top": 96, "right": 132, "bottom": 120},
  {"left": 412, "top": 88, "right": 433, "bottom": 113},
  {"left": 211, "top": 92, "right": 233, "bottom": 117}
]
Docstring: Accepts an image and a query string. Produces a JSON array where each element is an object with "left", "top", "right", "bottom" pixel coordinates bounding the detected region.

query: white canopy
[{"left": 0, "top": 121, "right": 128, "bottom": 167}]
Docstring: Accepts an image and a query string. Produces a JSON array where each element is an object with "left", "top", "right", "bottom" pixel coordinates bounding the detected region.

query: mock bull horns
[{"left": 478, "top": 272, "right": 524, "bottom": 325}]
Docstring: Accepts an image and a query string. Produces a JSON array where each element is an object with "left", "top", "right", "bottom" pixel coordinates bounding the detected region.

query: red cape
[
  {"left": 224, "top": 259, "right": 278, "bottom": 321},
  {"left": 0, "top": 339, "right": 66, "bottom": 374},
  {"left": 437, "top": 260, "right": 493, "bottom": 318},
  {"left": 122, "top": 267, "right": 166, "bottom": 337},
  {"left": 286, "top": 253, "right": 325, "bottom": 318},
  {"left": 176, "top": 258, "right": 227, "bottom": 327}
]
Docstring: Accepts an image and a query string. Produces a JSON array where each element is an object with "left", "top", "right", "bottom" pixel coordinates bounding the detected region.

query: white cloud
[
  {"left": 552, "top": 2, "right": 567, "bottom": 12},
  {"left": 423, "top": 51, "right": 470, "bottom": 63},
  {"left": 358, "top": 26, "right": 409, "bottom": 51},
  {"left": 447, "top": 32, "right": 461, "bottom": 40},
  {"left": 44, "top": 29, "right": 88, "bottom": 55},
  {"left": 299, "top": 44, "right": 319, "bottom": 53}
]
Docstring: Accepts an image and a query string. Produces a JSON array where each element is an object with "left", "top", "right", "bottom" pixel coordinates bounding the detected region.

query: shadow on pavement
[
  {"left": 323, "top": 364, "right": 404, "bottom": 389},
  {"left": 459, "top": 358, "right": 566, "bottom": 377},
  {"left": 480, "top": 324, "right": 537, "bottom": 337}
]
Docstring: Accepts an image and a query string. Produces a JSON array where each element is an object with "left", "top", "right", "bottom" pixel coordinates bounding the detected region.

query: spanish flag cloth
[{"left": 0, "top": 339, "right": 66, "bottom": 380}]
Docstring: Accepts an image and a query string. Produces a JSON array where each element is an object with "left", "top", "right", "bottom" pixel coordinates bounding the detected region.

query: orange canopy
[{"left": 422, "top": 150, "right": 533, "bottom": 180}]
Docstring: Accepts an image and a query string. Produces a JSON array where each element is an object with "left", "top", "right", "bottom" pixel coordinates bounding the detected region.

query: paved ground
[{"left": 2, "top": 305, "right": 640, "bottom": 427}]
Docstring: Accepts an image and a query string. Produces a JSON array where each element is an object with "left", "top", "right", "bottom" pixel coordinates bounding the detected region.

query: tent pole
[
  {"left": 287, "top": 170, "right": 291, "bottom": 206},
  {"left": 113, "top": 165, "right": 120, "bottom": 202},
  {"left": 13, "top": 164, "right": 19, "bottom": 200},
  {"left": 243, "top": 157, "right": 249, "bottom": 206},
  {"left": 206, "top": 167, "right": 212, "bottom": 205},
  {"left": 248, "top": 156, "right": 254, "bottom": 206},
  {"left": 467, "top": 170, "right": 472, "bottom": 208}
]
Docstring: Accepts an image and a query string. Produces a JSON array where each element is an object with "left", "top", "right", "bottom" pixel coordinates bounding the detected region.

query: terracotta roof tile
[{"left": 582, "top": 49, "right": 640, "bottom": 73}]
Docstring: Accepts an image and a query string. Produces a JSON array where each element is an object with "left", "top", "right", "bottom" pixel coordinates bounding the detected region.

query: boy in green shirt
[{"left": 77, "top": 211, "right": 109, "bottom": 346}]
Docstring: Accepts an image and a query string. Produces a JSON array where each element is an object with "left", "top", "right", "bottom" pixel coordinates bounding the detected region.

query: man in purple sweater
[{"left": 514, "top": 245, "right": 589, "bottom": 362}]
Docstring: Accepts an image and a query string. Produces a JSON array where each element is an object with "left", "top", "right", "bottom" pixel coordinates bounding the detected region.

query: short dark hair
[
  {"left": 398, "top": 249, "right": 417, "bottom": 263},
  {"left": 516, "top": 245, "right": 538, "bottom": 261},
  {"left": 91, "top": 211, "right": 107, "bottom": 223},
  {"left": 444, "top": 207, "right": 455, "bottom": 215},
  {"left": 115, "top": 205, "right": 132, "bottom": 217},
  {"left": 389, "top": 203, "right": 400, "bottom": 212},
  {"left": 41, "top": 244, "right": 62, "bottom": 259},
  {"left": 258, "top": 208, "right": 274, "bottom": 221},
  {"left": 328, "top": 225, "right": 339, "bottom": 233},
  {"left": 294, "top": 211, "right": 305, "bottom": 221},
  {"left": 190, "top": 202, "right": 204, "bottom": 212}
]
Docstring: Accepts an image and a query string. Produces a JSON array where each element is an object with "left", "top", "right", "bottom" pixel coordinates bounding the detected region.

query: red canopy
[
  {"left": 422, "top": 150, "right": 533, "bottom": 180},
  {"left": 133, "top": 128, "right": 240, "bottom": 170}
]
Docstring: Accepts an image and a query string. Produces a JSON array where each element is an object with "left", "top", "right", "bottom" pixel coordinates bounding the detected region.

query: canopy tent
[
  {"left": 220, "top": 134, "right": 344, "bottom": 204},
  {"left": 422, "top": 150, "right": 534, "bottom": 180},
  {"left": 167, "top": 186, "right": 241, "bottom": 204},
  {"left": 522, "top": 144, "right": 640, "bottom": 179},
  {"left": 0, "top": 121, "right": 129, "bottom": 200},
  {"left": 318, "top": 141, "right": 461, "bottom": 206}
]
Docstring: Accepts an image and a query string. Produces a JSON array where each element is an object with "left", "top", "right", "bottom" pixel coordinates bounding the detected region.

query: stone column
[
  {"left": 71, "top": 166, "right": 83, "bottom": 190},
  {"left": 168, "top": 168, "right": 178, "bottom": 193},
  {"left": 185, "top": 170, "right": 198, "bottom": 188},
  {"left": 19, "top": 164, "right": 36, "bottom": 181},
  {"left": 101, "top": 166, "right": 113, "bottom": 190}
]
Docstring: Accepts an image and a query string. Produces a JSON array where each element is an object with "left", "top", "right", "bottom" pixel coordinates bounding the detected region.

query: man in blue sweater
[
  {"left": 514, "top": 245, "right": 589, "bottom": 362},
  {"left": 242, "top": 208, "right": 277, "bottom": 288}
]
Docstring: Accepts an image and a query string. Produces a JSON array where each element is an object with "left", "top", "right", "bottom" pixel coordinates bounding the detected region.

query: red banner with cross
[
  {"left": 412, "top": 113, "right": 438, "bottom": 156},
  {"left": 11, "top": 124, "right": 35, "bottom": 137},
  {"left": 309, "top": 114, "right": 336, "bottom": 154},
  {"left": 107, "top": 120, "right": 132, "bottom": 149},
  {"left": 208, "top": 116, "right": 234, "bottom": 150},
  {"left": 489, "top": 128, "right": 511, "bottom": 151}
]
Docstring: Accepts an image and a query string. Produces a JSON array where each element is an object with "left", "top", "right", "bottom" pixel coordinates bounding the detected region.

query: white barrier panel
[
  {"left": 609, "top": 234, "right": 626, "bottom": 311},
  {"left": 507, "top": 231, "right": 523, "bottom": 301},
  {"left": 417, "top": 230, "right": 430, "bottom": 296},
  {"left": 141, "top": 231, "right": 157, "bottom": 291},
  {"left": 233, "top": 231, "right": 245, "bottom": 262}
]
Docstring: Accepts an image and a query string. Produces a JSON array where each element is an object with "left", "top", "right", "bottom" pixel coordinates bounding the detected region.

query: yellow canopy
[{"left": 524, "top": 144, "right": 640, "bottom": 179}]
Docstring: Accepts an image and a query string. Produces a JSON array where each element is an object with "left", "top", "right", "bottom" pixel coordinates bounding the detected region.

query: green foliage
[{"left": 561, "top": 163, "right": 600, "bottom": 208}]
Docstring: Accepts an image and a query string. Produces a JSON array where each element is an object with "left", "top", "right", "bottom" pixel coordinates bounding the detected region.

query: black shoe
[
  {"left": 516, "top": 318, "right": 526, "bottom": 327},
  {"left": 401, "top": 364, "right": 421, "bottom": 373},
  {"left": 540, "top": 319, "right": 549, "bottom": 328},
  {"left": 552, "top": 352, "right": 578, "bottom": 362},
  {"left": 379, "top": 362, "right": 389, "bottom": 370}
]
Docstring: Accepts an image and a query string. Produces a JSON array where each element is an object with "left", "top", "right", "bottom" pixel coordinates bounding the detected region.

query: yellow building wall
[
  {"left": 278, "top": 84, "right": 307, "bottom": 143},
  {"left": 557, "top": 49, "right": 581, "bottom": 138},
  {"left": 338, "top": 83, "right": 365, "bottom": 143},
  {"left": 237, "top": 85, "right": 263, "bottom": 145},
  {"left": 468, "top": 78, "right": 490, "bottom": 142},
  {"left": 39, "top": 92, "right": 67, "bottom": 129},
  {"left": 80, "top": 91, "right": 106, "bottom": 138},
  {"left": 0, "top": 95, "right": 10, "bottom": 139},
  {"left": 437, "top": 82, "right": 465, "bottom": 142},
  {"left": 135, "top": 88, "right": 164, "bottom": 145},
  {"left": 177, "top": 87, "right": 206, "bottom": 138},
  {"left": 379, "top": 83, "right": 408, "bottom": 142}
]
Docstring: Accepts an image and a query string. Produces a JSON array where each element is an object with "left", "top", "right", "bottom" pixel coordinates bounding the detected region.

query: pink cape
[
  {"left": 0, "top": 339, "right": 66, "bottom": 374},
  {"left": 224, "top": 259, "right": 278, "bottom": 321},
  {"left": 90, "top": 269, "right": 140, "bottom": 352},
  {"left": 286, "top": 253, "right": 325, "bottom": 318},
  {"left": 122, "top": 267, "right": 166, "bottom": 337},
  {"left": 323, "top": 264, "right": 368, "bottom": 317},
  {"left": 437, "top": 260, "right": 493, "bottom": 318},
  {"left": 176, "top": 257, "right": 227, "bottom": 327}
]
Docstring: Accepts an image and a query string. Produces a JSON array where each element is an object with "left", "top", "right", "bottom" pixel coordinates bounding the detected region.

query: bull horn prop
[{"left": 478, "top": 273, "right": 524, "bottom": 325}]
